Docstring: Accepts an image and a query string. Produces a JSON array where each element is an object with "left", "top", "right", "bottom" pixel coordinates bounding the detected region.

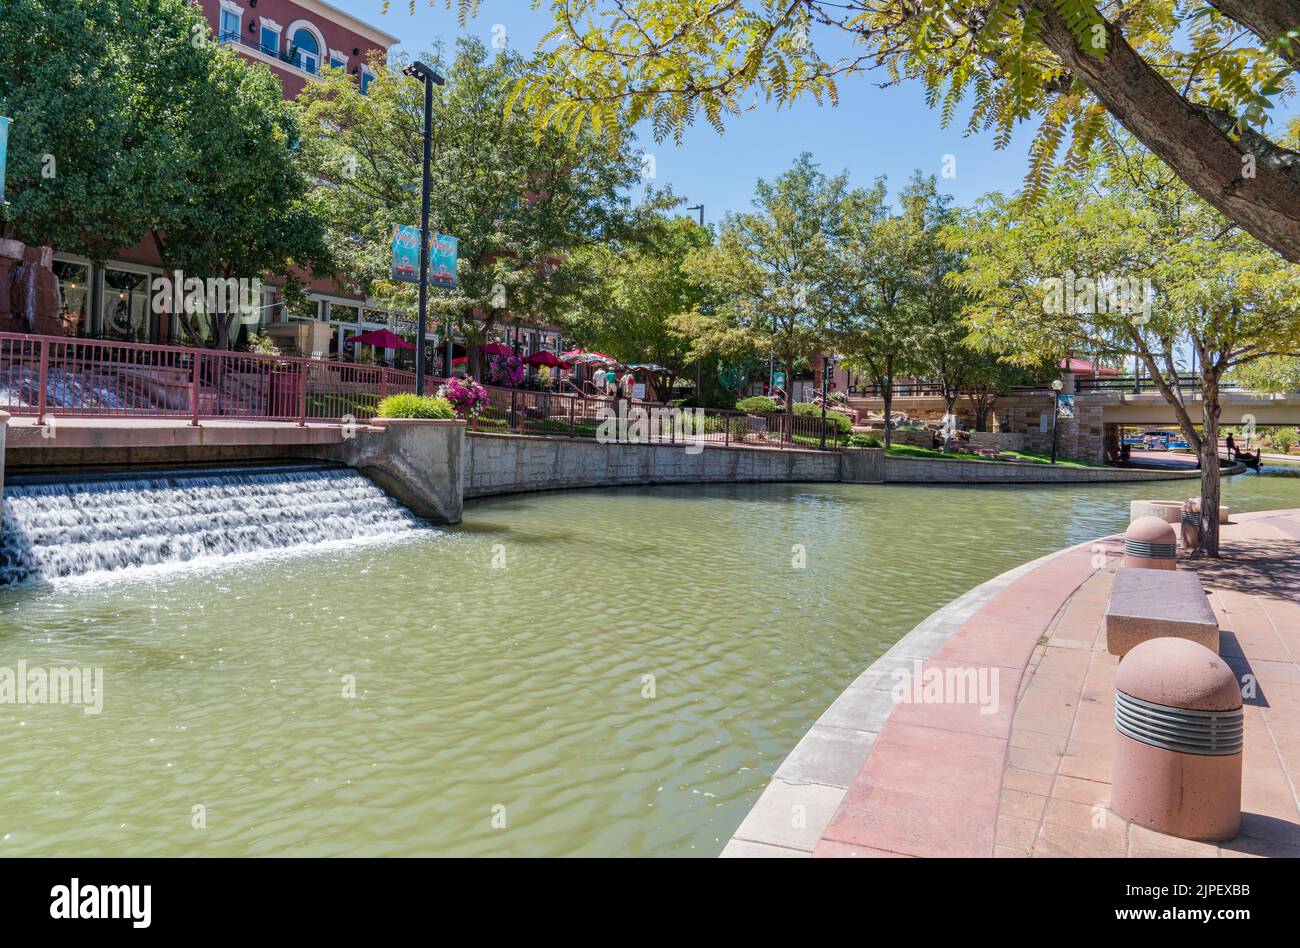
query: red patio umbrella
[
  {"left": 350, "top": 328, "right": 414, "bottom": 351},
  {"left": 526, "top": 350, "right": 562, "bottom": 367},
  {"left": 481, "top": 342, "right": 513, "bottom": 357},
  {"left": 560, "top": 349, "right": 617, "bottom": 366}
]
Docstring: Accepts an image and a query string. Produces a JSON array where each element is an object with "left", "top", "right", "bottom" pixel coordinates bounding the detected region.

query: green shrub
[
  {"left": 729, "top": 415, "right": 751, "bottom": 442},
  {"left": 792, "top": 401, "right": 853, "bottom": 436},
  {"left": 735, "top": 395, "right": 779, "bottom": 414},
  {"left": 849, "top": 433, "right": 882, "bottom": 448},
  {"left": 375, "top": 393, "right": 455, "bottom": 420},
  {"left": 1272, "top": 427, "right": 1297, "bottom": 452}
]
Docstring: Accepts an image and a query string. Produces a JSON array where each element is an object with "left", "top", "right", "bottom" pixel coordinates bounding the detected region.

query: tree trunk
[
  {"left": 967, "top": 392, "right": 994, "bottom": 432},
  {"left": 1028, "top": 0, "right": 1300, "bottom": 262},
  {"left": 943, "top": 394, "right": 958, "bottom": 452},
  {"left": 1196, "top": 376, "right": 1223, "bottom": 557},
  {"left": 881, "top": 375, "right": 894, "bottom": 451},
  {"left": 1206, "top": 1, "right": 1300, "bottom": 72}
]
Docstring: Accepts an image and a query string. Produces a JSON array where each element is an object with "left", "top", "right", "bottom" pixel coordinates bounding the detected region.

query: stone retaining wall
[
  {"left": 464, "top": 433, "right": 843, "bottom": 497},
  {"left": 883, "top": 454, "right": 1200, "bottom": 484}
]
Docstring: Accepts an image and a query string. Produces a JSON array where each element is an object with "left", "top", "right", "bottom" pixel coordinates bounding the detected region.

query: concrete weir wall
[
  {"left": 322, "top": 419, "right": 465, "bottom": 524},
  {"left": 464, "top": 433, "right": 849, "bottom": 498}
]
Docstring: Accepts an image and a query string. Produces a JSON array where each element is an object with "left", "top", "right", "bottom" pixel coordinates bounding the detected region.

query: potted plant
[{"left": 437, "top": 376, "right": 488, "bottom": 419}]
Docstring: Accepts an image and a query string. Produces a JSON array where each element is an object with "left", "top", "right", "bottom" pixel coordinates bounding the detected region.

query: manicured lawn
[{"left": 884, "top": 444, "right": 1103, "bottom": 469}]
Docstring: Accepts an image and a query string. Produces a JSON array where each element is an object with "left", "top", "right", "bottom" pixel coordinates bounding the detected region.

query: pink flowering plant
[
  {"left": 488, "top": 353, "right": 527, "bottom": 387},
  {"left": 437, "top": 376, "right": 488, "bottom": 418}
]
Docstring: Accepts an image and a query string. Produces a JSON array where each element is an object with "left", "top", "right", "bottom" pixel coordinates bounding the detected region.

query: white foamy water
[{"left": 0, "top": 468, "right": 428, "bottom": 585}]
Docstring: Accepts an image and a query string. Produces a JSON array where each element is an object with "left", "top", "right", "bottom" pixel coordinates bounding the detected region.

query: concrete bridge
[{"left": 845, "top": 387, "right": 1300, "bottom": 462}]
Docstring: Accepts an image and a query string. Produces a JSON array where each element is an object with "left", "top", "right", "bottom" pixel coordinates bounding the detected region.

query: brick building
[{"left": 50, "top": 1, "right": 566, "bottom": 367}]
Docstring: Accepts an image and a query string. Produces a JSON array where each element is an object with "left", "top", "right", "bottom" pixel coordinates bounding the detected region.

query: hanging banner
[
  {"left": 391, "top": 224, "right": 420, "bottom": 284},
  {"left": 0, "top": 117, "right": 11, "bottom": 204},
  {"left": 1056, "top": 394, "right": 1075, "bottom": 419},
  {"left": 429, "top": 233, "right": 458, "bottom": 289}
]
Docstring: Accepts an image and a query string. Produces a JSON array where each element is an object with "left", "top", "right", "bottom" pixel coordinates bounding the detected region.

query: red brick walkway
[{"left": 810, "top": 509, "right": 1300, "bottom": 858}]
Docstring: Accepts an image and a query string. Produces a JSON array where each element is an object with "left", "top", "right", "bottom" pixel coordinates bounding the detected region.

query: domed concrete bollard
[
  {"left": 1181, "top": 498, "right": 1201, "bottom": 549},
  {"left": 1182, "top": 498, "right": 1231, "bottom": 548},
  {"left": 1124, "top": 516, "right": 1178, "bottom": 570},
  {"left": 1112, "top": 638, "right": 1242, "bottom": 841},
  {"left": 1130, "top": 500, "right": 1183, "bottom": 527}
]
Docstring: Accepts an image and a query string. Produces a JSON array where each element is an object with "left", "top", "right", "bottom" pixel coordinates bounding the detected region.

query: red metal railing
[
  {"left": 471, "top": 385, "right": 840, "bottom": 450},
  {"left": 0, "top": 332, "right": 840, "bottom": 449},
  {"left": 0, "top": 332, "right": 443, "bottom": 425}
]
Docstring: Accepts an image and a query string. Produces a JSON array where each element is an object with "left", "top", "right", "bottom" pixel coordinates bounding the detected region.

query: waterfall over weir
[{"left": 0, "top": 467, "right": 429, "bottom": 585}]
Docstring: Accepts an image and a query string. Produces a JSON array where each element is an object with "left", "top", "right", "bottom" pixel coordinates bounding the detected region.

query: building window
[
  {"left": 259, "top": 21, "right": 281, "bottom": 57},
  {"left": 329, "top": 50, "right": 348, "bottom": 71},
  {"left": 219, "top": 9, "right": 241, "bottom": 43},
  {"left": 53, "top": 261, "right": 91, "bottom": 337},
  {"left": 360, "top": 68, "right": 375, "bottom": 95},
  {"left": 101, "top": 268, "right": 154, "bottom": 344},
  {"left": 290, "top": 27, "right": 321, "bottom": 74}
]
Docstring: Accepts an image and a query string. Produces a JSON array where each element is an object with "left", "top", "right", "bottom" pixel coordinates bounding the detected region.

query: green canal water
[{"left": 2, "top": 470, "right": 1299, "bottom": 857}]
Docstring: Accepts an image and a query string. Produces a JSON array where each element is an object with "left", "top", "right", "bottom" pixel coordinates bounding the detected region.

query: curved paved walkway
[{"left": 723, "top": 508, "right": 1300, "bottom": 858}]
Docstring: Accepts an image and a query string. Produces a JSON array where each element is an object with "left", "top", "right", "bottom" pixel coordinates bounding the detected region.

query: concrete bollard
[
  {"left": 1183, "top": 497, "right": 1231, "bottom": 548},
  {"left": 1111, "top": 638, "right": 1242, "bottom": 841},
  {"left": 1129, "top": 500, "right": 1183, "bottom": 527},
  {"left": 1123, "top": 516, "right": 1178, "bottom": 570}
]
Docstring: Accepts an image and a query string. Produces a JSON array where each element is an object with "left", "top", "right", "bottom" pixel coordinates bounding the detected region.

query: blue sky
[{"left": 337, "top": 0, "right": 1042, "bottom": 220}]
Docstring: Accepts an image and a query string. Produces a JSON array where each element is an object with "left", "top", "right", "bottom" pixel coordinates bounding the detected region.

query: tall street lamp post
[
  {"left": 1050, "top": 378, "right": 1064, "bottom": 465},
  {"left": 820, "top": 354, "right": 837, "bottom": 450},
  {"left": 687, "top": 203, "right": 706, "bottom": 397},
  {"left": 403, "top": 61, "right": 445, "bottom": 395}
]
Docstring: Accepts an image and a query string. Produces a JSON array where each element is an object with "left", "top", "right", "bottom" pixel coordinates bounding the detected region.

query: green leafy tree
[
  {"left": 682, "top": 153, "right": 846, "bottom": 412},
  {"left": 947, "top": 145, "right": 1300, "bottom": 556},
  {"left": 564, "top": 202, "right": 714, "bottom": 399},
  {"left": 962, "top": 357, "right": 1051, "bottom": 434},
  {"left": 437, "top": 0, "right": 1300, "bottom": 263},
  {"left": 1230, "top": 355, "right": 1300, "bottom": 393},
  {"left": 148, "top": 44, "right": 328, "bottom": 348},
  {"left": 0, "top": 0, "right": 199, "bottom": 256},
  {"left": 1, "top": 0, "right": 327, "bottom": 347},
  {"left": 829, "top": 175, "right": 945, "bottom": 448},
  {"left": 295, "top": 38, "right": 643, "bottom": 375}
]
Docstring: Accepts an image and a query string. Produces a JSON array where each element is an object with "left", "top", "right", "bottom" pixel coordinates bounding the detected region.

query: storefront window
[
  {"left": 101, "top": 269, "right": 153, "bottom": 343},
  {"left": 324, "top": 301, "right": 360, "bottom": 323},
  {"left": 53, "top": 261, "right": 91, "bottom": 336}
]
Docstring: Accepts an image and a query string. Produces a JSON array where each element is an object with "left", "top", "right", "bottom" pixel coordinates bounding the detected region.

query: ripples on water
[{"left": 1, "top": 472, "right": 1298, "bottom": 856}]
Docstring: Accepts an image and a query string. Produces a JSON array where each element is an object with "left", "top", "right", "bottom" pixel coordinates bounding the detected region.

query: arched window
[{"left": 291, "top": 27, "right": 320, "bottom": 74}]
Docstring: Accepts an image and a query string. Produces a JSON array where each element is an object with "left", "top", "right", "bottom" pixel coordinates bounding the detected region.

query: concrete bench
[{"left": 1104, "top": 567, "right": 1220, "bottom": 658}]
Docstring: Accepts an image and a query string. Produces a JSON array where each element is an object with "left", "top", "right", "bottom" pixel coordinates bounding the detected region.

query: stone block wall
[
  {"left": 993, "top": 395, "right": 1105, "bottom": 463},
  {"left": 463, "top": 433, "right": 844, "bottom": 498}
]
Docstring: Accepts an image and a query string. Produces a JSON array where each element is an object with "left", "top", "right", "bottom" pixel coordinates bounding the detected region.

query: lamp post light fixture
[
  {"left": 1050, "top": 378, "right": 1064, "bottom": 465},
  {"left": 402, "top": 60, "right": 445, "bottom": 394},
  {"left": 687, "top": 204, "right": 705, "bottom": 228},
  {"left": 820, "top": 354, "right": 838, "bottom": 450}
]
